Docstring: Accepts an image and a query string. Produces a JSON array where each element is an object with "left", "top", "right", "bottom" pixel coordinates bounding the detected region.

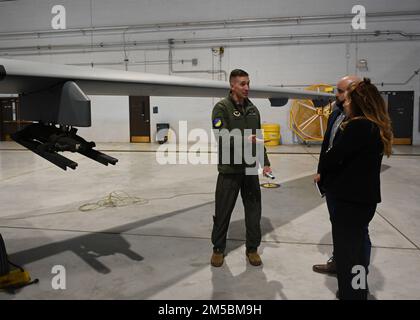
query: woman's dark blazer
[{"left": 319, "top": 118, "right": 384, "bottom": 204}]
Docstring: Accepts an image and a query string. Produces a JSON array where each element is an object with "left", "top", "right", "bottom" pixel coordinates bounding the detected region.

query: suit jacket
[
  {"left": 319, "top": 118, "right": 384, "bottom": 204},
  {"left": 317, "top": 103, "right": 344, "bottom": 180}
]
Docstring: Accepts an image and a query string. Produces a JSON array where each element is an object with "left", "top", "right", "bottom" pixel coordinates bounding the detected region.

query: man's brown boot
[
  {"left": 312, "top": 257, "right": 336, "bottom": 274},
  {"left": 211, "top": 250, "right": 224, "bottom": 267},
  {"left": 246, "top": 251, "right": 262, "bottom": 266}
]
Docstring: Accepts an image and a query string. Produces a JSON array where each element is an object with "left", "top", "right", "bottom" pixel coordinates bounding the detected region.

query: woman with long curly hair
[{"left": 320, "top": 78, "right": 393, "bottom": 300}]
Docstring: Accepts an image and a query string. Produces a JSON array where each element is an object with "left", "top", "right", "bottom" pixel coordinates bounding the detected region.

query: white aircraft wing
[
  {"left": 0, "top": 58, "right": 332, "bottom": 100},
  {"left": 0, "top": 58, "right": 333, "bottom": 170}
]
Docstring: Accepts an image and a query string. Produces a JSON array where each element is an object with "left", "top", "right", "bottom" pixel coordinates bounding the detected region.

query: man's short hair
[{"left": 229, "top": 69, "right": 249, "bottom": 83}]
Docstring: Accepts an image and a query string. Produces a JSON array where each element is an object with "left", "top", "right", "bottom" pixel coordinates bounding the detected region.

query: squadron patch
[
  {"left": 213, "top": 118, "right": 223, "bottom": 128},
  {"left": 233, "top": 111, "right": 241, "bottom": 117}
]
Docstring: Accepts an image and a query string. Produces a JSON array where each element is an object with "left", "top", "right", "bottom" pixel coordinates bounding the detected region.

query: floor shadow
[
  {"left": 7, "top": 201, "right": 213, "bottom": 275},
  {"left": 381, "top": 164, "right": 391, "bottom": 173},
  {"left": 2, "top": 173, "right": 325, "bottom": 298},
  {"left": 211, "top": 262, "right": 286, "bottom": 300}
]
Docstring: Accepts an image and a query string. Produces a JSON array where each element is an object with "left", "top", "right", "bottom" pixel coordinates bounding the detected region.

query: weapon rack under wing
[{"left": 11, "top": 80, "right": 118, "bottom": 170}]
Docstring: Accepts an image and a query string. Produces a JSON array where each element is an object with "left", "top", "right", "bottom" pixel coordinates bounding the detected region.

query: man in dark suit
[{"left": 312, "top": 75, "right": 362, "bottom": 274}]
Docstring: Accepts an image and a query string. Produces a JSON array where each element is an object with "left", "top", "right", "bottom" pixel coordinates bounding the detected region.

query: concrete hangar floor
[{"left": 0, "top": 141, "right": 419, "bottom": 299}]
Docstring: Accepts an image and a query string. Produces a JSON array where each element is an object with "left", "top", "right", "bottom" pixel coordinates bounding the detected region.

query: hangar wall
[{"left": 0, "top": 0, "right": 419, "bottom": 144}]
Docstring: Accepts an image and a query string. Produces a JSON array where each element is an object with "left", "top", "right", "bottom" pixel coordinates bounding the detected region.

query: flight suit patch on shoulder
[{"left": 213, "top": 118, "right": 223, "bottom": 128}]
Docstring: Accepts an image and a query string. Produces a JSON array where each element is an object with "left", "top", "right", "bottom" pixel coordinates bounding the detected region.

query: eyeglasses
[{"left": 335, "top": 88, "right": 345, "bottom": 94}]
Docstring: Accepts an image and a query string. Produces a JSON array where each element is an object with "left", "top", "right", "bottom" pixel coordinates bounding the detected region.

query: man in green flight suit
[{"left": 211, "top": 69, "right": 272, "bottom": 267}]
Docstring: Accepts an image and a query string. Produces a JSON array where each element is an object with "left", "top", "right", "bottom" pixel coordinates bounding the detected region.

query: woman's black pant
[{"left": 326, "top": 195, "right": 376, "bottom": 300}]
